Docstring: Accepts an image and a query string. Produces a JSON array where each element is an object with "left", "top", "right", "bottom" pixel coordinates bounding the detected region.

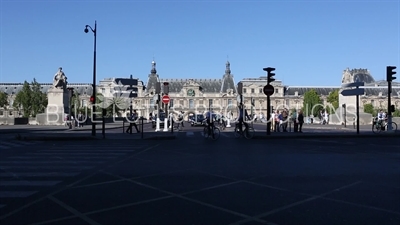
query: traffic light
[
  {"left": 89, "top": 95, "right": 95, "bottom": 103},
  {"left": 163, "top": 82, "right": 169, "bottom": 95},
  {"left": 264, "top": 67, "right": 276, "bottom": 84},
  {"left": 237, "top": 82, "right": 243, "bottom": 95},
  {"left": 390, "top": 105, "right": 395, "bottom": 112},
  {"left": 386, "top": 66, "right": 397, "bottom": 82}
]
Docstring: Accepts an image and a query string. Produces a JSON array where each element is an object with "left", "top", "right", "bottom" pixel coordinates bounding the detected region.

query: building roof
[{"left": 284, "top": 86, "right": 340, "bottom": 96}]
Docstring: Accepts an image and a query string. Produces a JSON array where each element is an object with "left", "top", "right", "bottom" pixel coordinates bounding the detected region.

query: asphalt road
[{"left": 0, "top": 133, "right": 399, "bottom": 225}]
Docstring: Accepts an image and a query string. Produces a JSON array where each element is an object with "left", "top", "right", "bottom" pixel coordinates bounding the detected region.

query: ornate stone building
[{"left": 1, "top": 64, "right": 399, "bottom": 124}]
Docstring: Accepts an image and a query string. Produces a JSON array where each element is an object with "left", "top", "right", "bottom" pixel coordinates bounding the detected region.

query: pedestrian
[{"left": 298, "top": 110, "right": 304, "bottom": 133}]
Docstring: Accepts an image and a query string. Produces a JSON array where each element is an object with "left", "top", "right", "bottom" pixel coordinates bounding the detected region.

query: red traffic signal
[{"left": 90, "top": 96, "right": 95, "bottom": 103}]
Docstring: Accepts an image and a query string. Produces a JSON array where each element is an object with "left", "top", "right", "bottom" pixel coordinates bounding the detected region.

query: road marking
[
  {"left": 0, "top": 172, "right": 80, "bottom": 177},
  {"left": 0, "top": 180, "right": 62, "bottom": 186},
  {"left": 0, "top": 191, "right": 38, "bottom": 198},
  {"left": 0, "top": 166, "right": 94, "bottom": 170},
  {"left": 0, "top": 161, "right": 104, "bottom": 164},
  {"left": 0, "top": 141, "right": 23, "bottom": 147}
]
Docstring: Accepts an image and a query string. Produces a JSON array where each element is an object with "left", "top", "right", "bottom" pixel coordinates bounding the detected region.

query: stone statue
[
  {"left": 53, "top": 67, "right": 67, "bottom": 90},
  {"left": 341, "top": 68, "right": 353, "bottom": 84}
]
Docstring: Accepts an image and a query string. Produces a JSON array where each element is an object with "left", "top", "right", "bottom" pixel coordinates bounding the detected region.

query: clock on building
[{"left": 187, "top": 89, "right": 195, "bottom": 97}]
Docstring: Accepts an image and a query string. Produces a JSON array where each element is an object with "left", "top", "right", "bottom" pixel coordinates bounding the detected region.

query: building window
[
  {"left": 102, "top": 88, "right": 105, "bottom": 94},
  {"left": 208, "top": 99, "right": 213, "bottom": 107},
  {"left": 199, "top": 100, "right": 204, "bottom": 105},
  {"left": 251, "top": 88, "right": 255, "bottom": 94},
  {"left": 259, "top": 88, "right": 262, "bottom": 93},
  {"left": 275, "top": 89, "right": 279, "bottom": 94},
  {"left": 170, "top": 99, "right": 174, "bottom": 108},
  {"left": 179, "top": 100, "right": 184, "bottom": 107},
  {"left": 189, "top": 99, "right": 194, "bottom": 109},
  {"left": 243, "top": 88, "right": 247, "bottom": 93},
  {"left": 150, "top": 99, "right": 155, "bottom": 108}
]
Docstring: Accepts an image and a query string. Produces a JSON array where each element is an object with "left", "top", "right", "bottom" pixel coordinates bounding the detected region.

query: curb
[{"left": 251, "top": 133, "right": 400, "bottom": 139}]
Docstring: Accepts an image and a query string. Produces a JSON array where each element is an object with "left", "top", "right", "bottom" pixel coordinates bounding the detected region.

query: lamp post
[
  {"left": 84, "top": 21, "right": 97, "bottom": 136},
  {"left": 67, "top": 87, "right": 74, "bottom": 129}
]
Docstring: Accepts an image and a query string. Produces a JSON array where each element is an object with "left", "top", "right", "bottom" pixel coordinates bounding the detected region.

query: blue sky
[{"left": 1, "top": 0, "right": 399, "bottom": 87}]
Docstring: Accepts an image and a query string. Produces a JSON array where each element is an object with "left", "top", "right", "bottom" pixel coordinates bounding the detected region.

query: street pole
[
  {"left": 129, "top": 75, "right": 133, "bottom": 134},
  {"left": 84, "top": 21, "right": 97, "bottom": 136},
  {"left": 356, "top": 85, "right": 360, "bottom": 134},
  {"left": 267, "top": 95, "right": 271, "bottom": 135},
  {"left": 388, "top": 80, "right": 392, "bottom": 131}
]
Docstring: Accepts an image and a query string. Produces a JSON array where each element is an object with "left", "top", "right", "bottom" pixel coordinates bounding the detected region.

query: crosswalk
[
  {"left": 0, "top": 140, "right": 43, "bottom": 150},
  {"left": 0, "top": 141, "right": 150, "bottom": 214}
]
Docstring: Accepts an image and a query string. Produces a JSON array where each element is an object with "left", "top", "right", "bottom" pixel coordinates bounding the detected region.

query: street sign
[
  {"left": 341, "top": 88, "right": 365, "bottom": 96},
  {"left": 341, "top": 82, "right": 364, "bottom": 88},
  {"left": 162, "top": 95, "right": 170, "bottom": 104},
  {"left": 263, "top": 84, "right": 274, "bottom": 96}
]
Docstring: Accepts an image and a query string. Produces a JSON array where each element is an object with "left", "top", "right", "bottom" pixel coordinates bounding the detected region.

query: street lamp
[{"left": 84, "top": 21, "right": 97, "bottom": 136}]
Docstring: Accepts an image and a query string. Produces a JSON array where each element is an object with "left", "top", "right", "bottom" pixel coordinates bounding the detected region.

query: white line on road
[{"left": 0, "top": 172, "right": 80, "bottom": 177}]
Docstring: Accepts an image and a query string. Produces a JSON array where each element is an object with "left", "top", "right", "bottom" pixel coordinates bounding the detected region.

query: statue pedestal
[
  {"left": 36, "top": 88, "right": 70, "bottom": 125},
  {"left": 47, "top": 88, "right": 69, "bottom": 113}
]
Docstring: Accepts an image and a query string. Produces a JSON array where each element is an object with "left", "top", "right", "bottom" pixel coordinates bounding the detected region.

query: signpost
[
  {"left": 340, "top": 81, "right": 365, "bottom": 134},
  {"left": 162, "top": 95, "right": 170, "bottom": 104}
]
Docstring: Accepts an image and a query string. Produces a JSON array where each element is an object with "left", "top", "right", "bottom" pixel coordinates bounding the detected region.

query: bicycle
[
  {"left": 203, "top": 120, "right": 220, "bottom": 140},
  {"left": 372, "top": 118, "right": 398, "bottom": 134},
  {"left": 234, "top": 121, "right": 255, "bottom": 139}
]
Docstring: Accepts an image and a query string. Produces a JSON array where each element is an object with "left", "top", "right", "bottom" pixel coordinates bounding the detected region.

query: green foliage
[
  {"left": 13, "top": 79, "right": 47, "bottom": 117},
  {"left": 30, "top": 79, "right": 47, "bottom": 117},
  {"left": 326, "top": 90, "right": 339, "bottom": 114},
  {"left": 302, "top": 89, "right": 323, "bottom": 117},
  {"left": 363, "top": 103, "right": 375, "bottom": 115},
  {"left": 393, "top": 109, "right": 400, "bottom": 117},
  {"left": 13, "top": 81, "right": 32, "bottom": 117},
  {"left": 0, "top": 91, "right": 8, "bottom": 108}
]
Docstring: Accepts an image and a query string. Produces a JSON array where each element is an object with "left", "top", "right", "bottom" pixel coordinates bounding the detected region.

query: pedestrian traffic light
[
  {"left": 89, "top": 95, "right": 95, "bottom": 103},
  {"left": 390, "top": 104, "right": 395, "bottom": 112},
  {"left": 264, "top": 67, "right": 276, "bottom": 84},
  {"left": 386, "top": 66, "right": 397, "bottom": 82}
]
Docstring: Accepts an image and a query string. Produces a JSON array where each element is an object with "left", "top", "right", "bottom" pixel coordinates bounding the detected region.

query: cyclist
[
  {"left": 377, "top": 110, "right": 384, "bottom": 125},
  {"left": 205, "top": 111, "right": 214, "bottom": 138},
  {"left": 237, "top": 104, "right": 251, "bottom": 134}
]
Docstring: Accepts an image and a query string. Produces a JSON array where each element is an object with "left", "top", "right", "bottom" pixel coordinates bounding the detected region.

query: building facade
[{"left": 1, "top": 63, "right": 399, "bottom": 124}]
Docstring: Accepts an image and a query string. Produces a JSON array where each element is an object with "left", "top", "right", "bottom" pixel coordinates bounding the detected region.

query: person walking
[{"left": 298, "top": 110, "right": 304, "bottom": 133}]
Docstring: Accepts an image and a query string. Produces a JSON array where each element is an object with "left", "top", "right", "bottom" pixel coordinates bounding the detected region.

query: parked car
[{"left": 189, "top": 114, "right": 206, "bottom": 126}]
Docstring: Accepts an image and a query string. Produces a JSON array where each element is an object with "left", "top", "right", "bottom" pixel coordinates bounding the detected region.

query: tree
[
  {"left": 0, "top": 91, "right": 8, "bottom": 108},
  {"left": 13, "top": 81, "right": 32, "bottom": 117},
  {"left": 326, "top": 89, "right": 339, "bottom": 114},
  {"left": 363, "top": 103, "right": 375, "bottom": 115},
  {"left": 13, "top": 79, "right": 47, "bottom": 117},
  {"left": 302, "top": 89, "right": 323, "bottom": 117},
  {"left": 30, "top": 78, "right": 47, "bottom": 117}
]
